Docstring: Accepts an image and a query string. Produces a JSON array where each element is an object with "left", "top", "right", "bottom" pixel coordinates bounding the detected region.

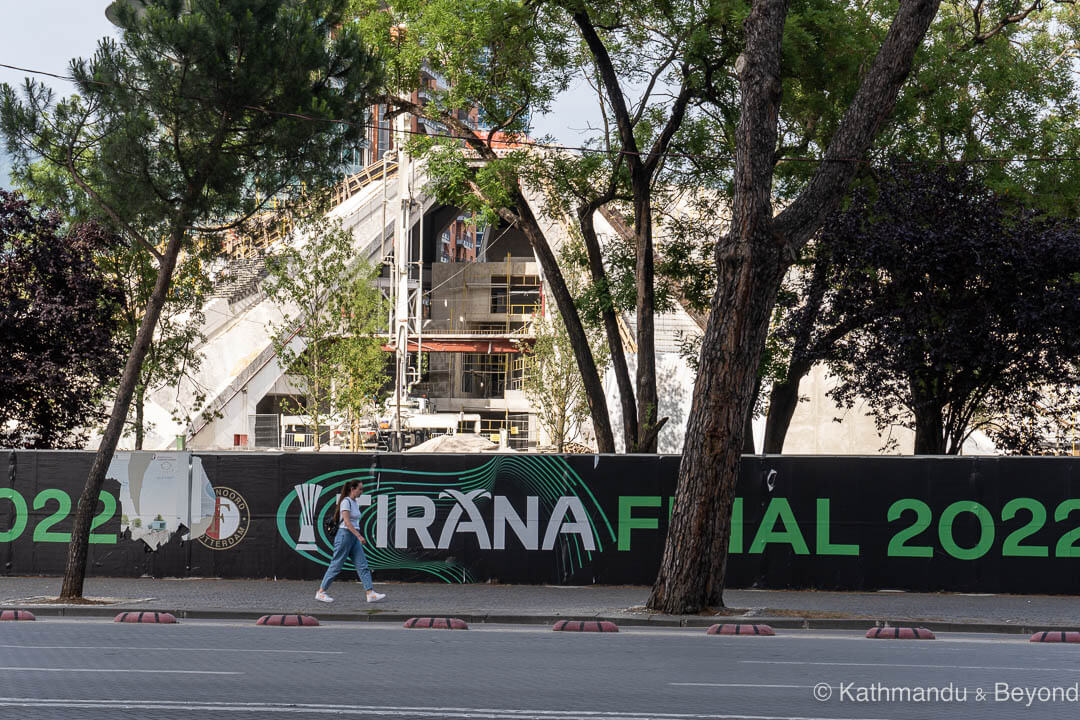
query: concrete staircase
[
  {"left": 130, "top": 163, "right": 429, "bottom": 450},
  {"left": 208, "top": 257, "right": 268, "bottom": 304}
]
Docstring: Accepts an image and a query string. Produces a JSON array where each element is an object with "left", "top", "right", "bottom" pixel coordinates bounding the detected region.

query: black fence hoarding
[{"left": 3, "top": 451, "right": 1080, "bottom": 594}]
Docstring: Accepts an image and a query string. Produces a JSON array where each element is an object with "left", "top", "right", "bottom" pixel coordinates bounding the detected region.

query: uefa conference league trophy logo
[{"left": 294, "top": 483, "right": 323, "bottom": 551}]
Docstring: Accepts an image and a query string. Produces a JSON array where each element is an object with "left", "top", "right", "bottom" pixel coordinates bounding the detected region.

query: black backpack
[{"left": 323, "top": 508, "right": 340, "bottom": 538}]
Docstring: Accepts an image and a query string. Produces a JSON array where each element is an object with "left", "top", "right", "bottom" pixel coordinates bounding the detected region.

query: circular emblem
[{"left": 198, "top": 486, "right": 250, "bottom": 550}]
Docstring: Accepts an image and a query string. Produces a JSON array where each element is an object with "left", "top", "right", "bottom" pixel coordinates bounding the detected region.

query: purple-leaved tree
[{"left": 0, "top": 190, "right": 124, "bottom": 448}]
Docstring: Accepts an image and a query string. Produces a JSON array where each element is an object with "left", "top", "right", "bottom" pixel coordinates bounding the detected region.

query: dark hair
[{"left": 334, "top": 480, "right": 363, "bottom": 523}]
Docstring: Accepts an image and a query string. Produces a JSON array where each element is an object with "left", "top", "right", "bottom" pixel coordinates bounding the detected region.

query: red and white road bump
[
  {"left": 865, "top": 626, "right": 935, "bottom": 639},
  {"left": 403, "top": 617, "right": 469, "bottom": 630},
  {"left": 114, "top": 611, "right": 178, "bottom": 624},
  {"left": 551, "top": 620, "right": 619, "bottom": 633},
  {"left": 256, "top": 614, "right": 320, "bottom": 626},
  {"left": 1030, "top": 631, "right": 1080, "bottom": 643},
  {"left": 706, "top": 623, "right": 775, "bottom": 636}
]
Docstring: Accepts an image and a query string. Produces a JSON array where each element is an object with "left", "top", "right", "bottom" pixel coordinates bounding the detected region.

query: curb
[{"left": 0, "top": 605, "right": 1064, "bottom": 636}]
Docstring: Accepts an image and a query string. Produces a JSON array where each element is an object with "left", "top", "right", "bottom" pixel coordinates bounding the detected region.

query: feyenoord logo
[{"left": 198, "top": 486, "right": 250, "bottom": 550}]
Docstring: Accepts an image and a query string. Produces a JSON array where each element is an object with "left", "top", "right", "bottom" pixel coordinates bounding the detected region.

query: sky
[
  {"left": 0, "top": 1, "right": 120, "bottom": 187},
  {"left": 0, "top": 1, "right": 597, "bottom": 189}
]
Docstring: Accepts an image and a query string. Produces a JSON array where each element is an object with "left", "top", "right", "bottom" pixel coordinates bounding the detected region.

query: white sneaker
[
  {"left": 315, "top": 589, "right": 333, "bottom": 603},
  {"left": 366, "top": 591, "right": 386, "bottom": 603}
]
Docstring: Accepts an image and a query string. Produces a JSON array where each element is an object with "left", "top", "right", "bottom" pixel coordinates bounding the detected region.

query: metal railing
[
  {"left": 220, "top": 159, "right": 399, "bottom": 260},
  {"left": 333, "top": 158, "right": 398, "bottom": 206},
  {"left": 283, "top": 431, "right": 314, "bottom": 448},
  {"left": 283, "top": 427, "right": 331, "bottom": 449}
]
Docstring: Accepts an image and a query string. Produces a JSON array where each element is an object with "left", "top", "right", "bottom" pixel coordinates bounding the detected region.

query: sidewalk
[{"left": 3, "top": 576, "right": 1078, "bottom": 634}]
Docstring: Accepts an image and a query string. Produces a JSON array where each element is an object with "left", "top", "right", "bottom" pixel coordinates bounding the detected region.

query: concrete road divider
[
  {"left": 865, "top": 626, "right": 935, "bottom": 639},
  {"left": 552, "top": 620, "right": 619, "bottom": 633},
  {"left": 706, "top": 623, "right": 775, "bottom": 636},
  {"left": 403, "top": 617, "right": 469, "bottom": 630},
  {"left": 0, "top": 610, "right": 36, "bottom": 621},
  {"left": 1030, "top": 631, "right": 1080, "bottom": 643},
  {"left": 256, "top": 614, "right": 320, "bottom": 626},
  {"left": 114, "top": 611, "right": 178, "bottom": 624}
]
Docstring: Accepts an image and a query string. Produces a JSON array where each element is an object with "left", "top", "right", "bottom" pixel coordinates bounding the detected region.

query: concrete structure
[
  {"left": 132, "top": 159, "right": 420, "bottom": 451},
  {"left": 418, "top": 258, "right": 541, "bottom": 450},
  {"left": 112, "top": 153, "right": 553, "bottom": 452}
]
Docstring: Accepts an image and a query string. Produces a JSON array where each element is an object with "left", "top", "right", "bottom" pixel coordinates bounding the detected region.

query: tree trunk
[
  {"left": 569, "top": 11, "right": 686, "bottom": 453},
  {"left": 763, "top": 249, "right": 831, "bottom": 455},
  {"left": 512, "top": 192, "right": 616, "bottom": 453},
  {"left": 134, "top": 385, "right": 145, "bottom": 451},
  {"left": 579, "top": 207, "right": 637, "bottom": 450},
  {"left": 650, "top": 255, "right": 787, "bottom": 612},
  {"left": 312, "top": 364, "right": 321, "bottom": 452},
  {"left": 557, "top": 410, "right": 565, "bottom": 453},
  {"left": 913, "top": 411, "right": 946, "bottom": 454},
  {"left": 911, "top": 385, "right": 946, "bottom": 454},
  {"left": 648, "top": 0, "right": 941, "bottom": 614},
  {"left": 60, "top": 225, "right": 187, "bottom": 600},
  {"left": 633, "top": 183, "right": 658, "bottom": 452},
  {"left": 650, "top": 0, "right": 789, "bottom": 613},
  {"left": 762, "top": 356, "right": 812, "bottom": 453}
]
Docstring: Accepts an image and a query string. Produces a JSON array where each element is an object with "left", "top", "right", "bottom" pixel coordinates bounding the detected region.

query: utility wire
[{"left": 4, "top": 61, "right": 1080, "bottom": 166}]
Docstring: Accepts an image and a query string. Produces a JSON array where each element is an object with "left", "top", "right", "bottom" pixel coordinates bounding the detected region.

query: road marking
[
  {"left": 0, "top": 698, "right": 893, "bottom": 720},
  {"left": 671, "top": 683, "right": 811, "bottom": 689},
  {"left": 741, "top": 660, "right": 1080, "bottom": 672},
  {"left": 0, "top": 644, "right": 343, "bottom": 655},
  {"left": 703, "top": 632, "right": 1028, "bottom": 645},
  {"left": 0, "top": 667, "right": 241, "bottom": 675}
]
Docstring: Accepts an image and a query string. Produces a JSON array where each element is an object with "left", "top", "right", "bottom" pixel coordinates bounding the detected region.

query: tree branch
[
  {"left": 571, "top": 10, "right": 641, "bottom": 170},
  {"left": 631, "top": 45, "right": 681, "bottom": 127},
  {"left": 969, "top": 0, "right": 1075, "bottom": 46},
  {"left": 378, "top": 93, "right": 500, "bottom": 163},
  {"left": 773, "top": 0, "right": 943, "bottom": 252},
  {"left": 61, "top": 131, "right": 163, "bottom": 263},
  {"left": 643, "top": 73, "right": 693, "bottom": 178}
]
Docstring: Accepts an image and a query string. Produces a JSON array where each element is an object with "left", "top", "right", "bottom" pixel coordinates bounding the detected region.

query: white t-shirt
[{"left": 340, "top": 497, "right": 361, "bottom": 528}]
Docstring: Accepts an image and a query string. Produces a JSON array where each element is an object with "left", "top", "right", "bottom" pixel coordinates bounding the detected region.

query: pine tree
[{"left": 1, "top": 0, "right": 381, "bottom": 599}]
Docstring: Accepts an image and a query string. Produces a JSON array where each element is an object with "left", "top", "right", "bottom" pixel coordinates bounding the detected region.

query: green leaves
[
  {"left": 3, "top": 0, "right": 382, "bottom": 238},
  {"left": 264, "top": 213, "right": 389, "bottom": 450},
  {"left": 523, "top": 261, "right": 611, "bottom": 451}
]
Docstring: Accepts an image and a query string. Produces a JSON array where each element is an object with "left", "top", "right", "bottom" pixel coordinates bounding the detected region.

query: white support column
[{"left": 393, "top": 113, "right": 412, "bottom": 449}]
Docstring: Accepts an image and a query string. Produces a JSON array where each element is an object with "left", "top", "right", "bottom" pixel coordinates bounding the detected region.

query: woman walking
[{"left": 315, "top": 480, "right": 385, "bottom": 603}]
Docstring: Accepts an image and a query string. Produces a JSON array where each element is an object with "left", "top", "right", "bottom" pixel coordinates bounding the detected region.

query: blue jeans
[{"left": 320, "top": 527, "right": 373, "bottom": 591}]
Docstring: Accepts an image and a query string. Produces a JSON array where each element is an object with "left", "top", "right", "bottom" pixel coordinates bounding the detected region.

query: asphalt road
[{"left": 2, "top": 620, "right": 1080, "bottom": 719}]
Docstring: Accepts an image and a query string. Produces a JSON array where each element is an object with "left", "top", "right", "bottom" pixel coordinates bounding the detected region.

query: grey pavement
[{"left": 3, "top": 576, "right": 1080, "bottom": 632}]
